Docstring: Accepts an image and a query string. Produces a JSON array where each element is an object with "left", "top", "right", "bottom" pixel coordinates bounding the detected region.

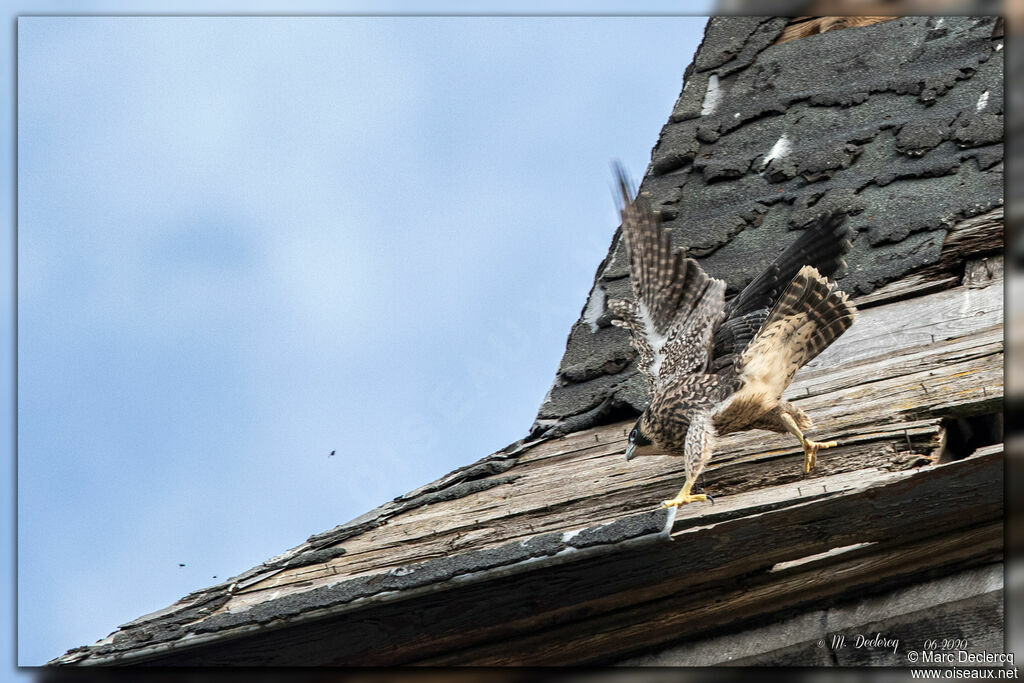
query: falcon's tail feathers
[{"left": 763, "top": 265, "right": 856, "bottom": 367}]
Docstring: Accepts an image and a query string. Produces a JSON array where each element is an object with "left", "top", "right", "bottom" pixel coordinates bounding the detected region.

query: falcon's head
[{"left": 624, "top": 413, "right": 659, "bottom": 460}]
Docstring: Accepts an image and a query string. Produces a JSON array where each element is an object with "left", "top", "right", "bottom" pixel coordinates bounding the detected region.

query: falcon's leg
[
  {"left": 660, "top": 411, "right": 716, "bottom": 509},
  {"left": 780, "top": 412, "right": 837, "bottom": 473}
]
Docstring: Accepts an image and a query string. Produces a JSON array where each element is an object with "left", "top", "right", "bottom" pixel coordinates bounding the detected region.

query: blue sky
[{"left": 11, "top": 3, "right": 709, "bottom": 670}]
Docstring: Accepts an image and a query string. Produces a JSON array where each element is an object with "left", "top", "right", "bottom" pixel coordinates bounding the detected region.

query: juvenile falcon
[{"left": 609, "top": 165, "right": 856, "bottom": 509}]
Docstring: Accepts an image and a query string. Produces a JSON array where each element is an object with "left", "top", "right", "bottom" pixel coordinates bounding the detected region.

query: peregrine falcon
[{"left": 609, "top": 165, "right": 856, "bottom": 508}]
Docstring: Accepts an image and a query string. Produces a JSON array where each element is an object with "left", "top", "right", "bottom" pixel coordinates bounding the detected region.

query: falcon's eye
[{"left": 629, "top": 428, "right": 638, "bottom": 443}]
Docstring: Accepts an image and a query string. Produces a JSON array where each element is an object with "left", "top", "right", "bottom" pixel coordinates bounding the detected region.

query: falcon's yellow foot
[
  {"left": 800, "top": 437, "right": 838, "bottom": 473},
  {"left": 781, "top": 412, "right": 837, "bottom": 473},
  {"left": 658, "top": 481, "right": 711, "bottom": 509}
]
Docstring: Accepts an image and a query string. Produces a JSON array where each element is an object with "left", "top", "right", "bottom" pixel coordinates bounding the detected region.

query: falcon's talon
[
  {"left": 659, "top": 493, "right": 708, "bottom": 509},
  {"left": 801, "top": 436, "right": 838, "bottom": 472},
  {"left": 658, "top": 480, "right": 710, "bottom": 509},
  {"left": 782, "top": 412, "right": 839, "bottom": 473}
]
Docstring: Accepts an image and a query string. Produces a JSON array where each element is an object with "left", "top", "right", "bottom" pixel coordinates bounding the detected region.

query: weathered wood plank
[
  {"left": 408, "top": 454, "right": 1004, "bottom": 665},
  {"left": 424, "top": 526, "right": 1002, "bottom": 666},
  {"left": 619, "top": 562, "right": 1003, "bottom": 666},
  {"left": 805, "top": 281, "right": 1001, "bottom": 372},
  {"left": 964, "top": 254, "right": 1004, "bottom": 288},
  {"left": 418, "top": 500, "right": 1002, "bottom": 664},
  {"left": 792, "top": 326, "right": 1001, "bottom": 397},
  {"left": 851, "top": 273, "right": 960, "bottom": 309},
  {"left": 917, "top": 207, "right": 1004, "bottom": 281}
]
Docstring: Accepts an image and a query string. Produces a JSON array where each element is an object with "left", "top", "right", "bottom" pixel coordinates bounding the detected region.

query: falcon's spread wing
[
  {"left": 708, "top": 214, "right": 855, "bottom": 435},
  {"left": 709, "top": 212, "right": 852, "bottom": 377},
  {"left": 608, "top": 165, "right": 726, "bottom": 386},
  {"left": 713, "top": 264, "right": 856, "bottom": 435},
  {"left": 735, "top": 265, "right": 855, "bottom": 399}
]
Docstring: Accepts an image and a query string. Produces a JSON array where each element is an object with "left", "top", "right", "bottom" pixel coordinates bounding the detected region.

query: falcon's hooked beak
[{"left": 625, "top": 421, "right": 654, "bottom": 460}]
